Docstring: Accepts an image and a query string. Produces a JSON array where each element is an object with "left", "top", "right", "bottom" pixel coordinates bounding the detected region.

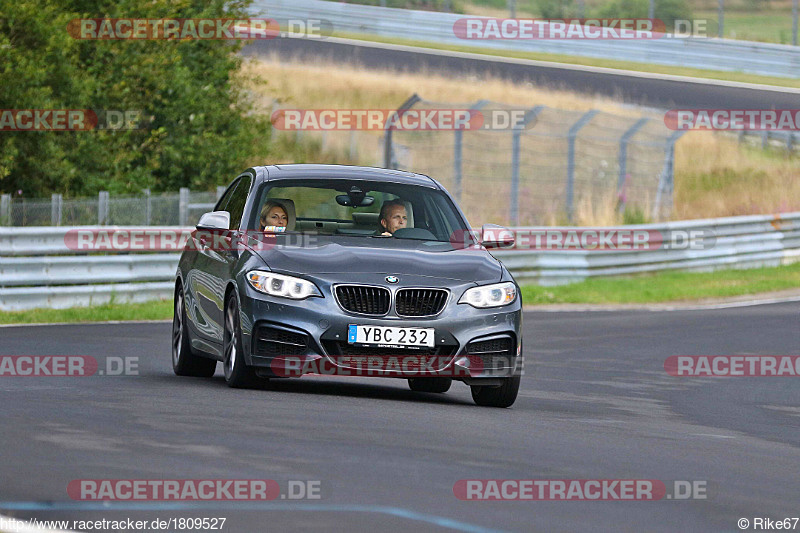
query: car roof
[{"left": 257, "top": 164, "right": 440, "bottom": 189}]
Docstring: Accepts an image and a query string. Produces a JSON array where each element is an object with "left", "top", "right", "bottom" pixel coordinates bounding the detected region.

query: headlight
[
  {"left": 246, "top": 270, "right": 321, "bottom": 300},
  {"left": 459, "top": 282, "right": 517, "bottom": 308}
]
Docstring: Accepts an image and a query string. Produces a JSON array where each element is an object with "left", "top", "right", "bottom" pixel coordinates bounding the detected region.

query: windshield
[{"left": 248, "top": 178, "right": 474, "bottom": 244}]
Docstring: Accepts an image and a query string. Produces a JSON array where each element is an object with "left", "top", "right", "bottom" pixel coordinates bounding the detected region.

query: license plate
[{"left": 348, "top": 325, "right": 435, "bottom": 348}]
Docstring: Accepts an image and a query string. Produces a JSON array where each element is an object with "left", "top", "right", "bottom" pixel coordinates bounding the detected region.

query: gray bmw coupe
[{"left": 172, "top": 164, "right": 522, "bottom": 407}]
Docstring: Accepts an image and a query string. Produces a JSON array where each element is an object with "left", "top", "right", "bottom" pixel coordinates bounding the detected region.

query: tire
[
  {"left": 470, "top": 375, "right": 521, "bottom": 408},
  {"left": 223, "top": 294, "right": 261, "bottom": 388},
  {"left": 172, "top": 286, "right": 217, "bottom": 377},
  {"left": 408, "top": 377, "right": 452, "bottom": 393}
]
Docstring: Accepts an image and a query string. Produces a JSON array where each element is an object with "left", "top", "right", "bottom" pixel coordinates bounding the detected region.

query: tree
[{"left": 0, "top": 0, "right": 269, "bottom": 196}]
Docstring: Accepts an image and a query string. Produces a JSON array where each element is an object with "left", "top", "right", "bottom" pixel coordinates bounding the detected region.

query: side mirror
[
  {"left": 196, "top": 211, "right": 230, "bottom": 230},
  {"left": 481, "top": 224, "right": 515, "bottom": 249}
]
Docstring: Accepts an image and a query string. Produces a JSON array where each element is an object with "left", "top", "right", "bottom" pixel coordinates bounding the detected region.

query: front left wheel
[
  {"left": 223, "top": 294, "right": 261, "bottom": 388},
  {"left": 470, "top": 375, "right": 521, "bottom": 408},
  {"left": 172, "top": 286, "right": 217, "bottom": 377}
]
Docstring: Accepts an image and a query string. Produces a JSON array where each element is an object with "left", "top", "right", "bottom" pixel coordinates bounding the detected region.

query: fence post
[
  {"left": 617, "top": 117, "right": 649, "bottom": 213},
  {"left": 143, "top": 188, "right": 151, "bottom": 225},
  {"left": 51, "top": 193, "right": 62, "bottom": 226},
  {"left": 349, "top": 131, "right": 358, "bottom": 162},
  {"left": 454, "top": 100, "right": 488, "bottom": 203},
  {"left": 384, "top": 93, "right": 421, "bottom": 169},
  {"left": 179, "top": 187, "right": 189, "bottom": 226},
  {"left": 653, "top": 130, "right": 686, "bottom": 220},
  {"left": 270, "top": 102, "right": 279, "bottom": 142},
  {"left": 510, "top": 105, "right": 545, "bottom": 226},
  {"left": 566, "top": 110, "right": 599, "bottom": 222},
  {"left": 98, "top": 191, "right": 109, "bottom": 225},
  {"left": 0, "top": 194, "right": 10, "bottom": 226}
]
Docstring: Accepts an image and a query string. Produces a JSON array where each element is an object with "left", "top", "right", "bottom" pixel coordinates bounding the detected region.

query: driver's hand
[{"left": 381, "top": 232, "right": 392, "bottom": 236}]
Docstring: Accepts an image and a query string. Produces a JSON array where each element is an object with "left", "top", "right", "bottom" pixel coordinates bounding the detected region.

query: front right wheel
[
  {"left": 470, "top": 375, "right": 521, "bottom": 408},
  {"left": 172, "top": 286, "right": 217, "bottom": 378},
  {"left": 223, "top": 294, "right": 261, "bottom": 389}
]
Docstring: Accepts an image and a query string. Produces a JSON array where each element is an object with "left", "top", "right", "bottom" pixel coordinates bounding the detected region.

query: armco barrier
[
  {"left": 1, "top": 212, "right": 799, "bottom": 311},
  {"left": 252, "top": 0, "right": 800, "bottom": 79}
]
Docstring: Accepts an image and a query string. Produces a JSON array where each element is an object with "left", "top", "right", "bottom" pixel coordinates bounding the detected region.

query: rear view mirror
[
  {"left": 336, "top": 194, "right": 375, "bottom": 207},
  {"left": 196, "top": 211, "right": 230, "bottom": 230}
]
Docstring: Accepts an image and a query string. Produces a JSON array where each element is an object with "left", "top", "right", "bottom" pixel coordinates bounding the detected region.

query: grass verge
[
  {"left": 0, "top": 299, "right": 173, "bottom": 325},
  {"left": 521, "top": 262, "right": 800, "bottom": 304}
]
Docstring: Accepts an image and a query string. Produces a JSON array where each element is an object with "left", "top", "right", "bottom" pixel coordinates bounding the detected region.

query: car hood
[{"left": 249, "top": 237, "right": 501, "bottom": 283}]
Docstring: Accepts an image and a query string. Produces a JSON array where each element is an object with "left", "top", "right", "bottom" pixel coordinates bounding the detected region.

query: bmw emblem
[{"left": 385, "top": 276, "right": 399, "bottom": 284}]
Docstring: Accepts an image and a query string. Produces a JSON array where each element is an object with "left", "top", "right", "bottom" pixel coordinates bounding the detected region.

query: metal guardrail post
[
  {"left": 143, "top": 189, "right": 151, "bottom": 225},
  {"left": 216, "top": 186, "right": 226, "bottom": 202},
  {"left": 653, "top": 130, "right": 687, "bottom": 220},
  {"left": 51, "top": 194, "right": 62, "bottom": 226},
  {"left": 454, "top": 100, "right": 488, "bottom": 203},
  {"left": 98, "top": 191, "right": 109, "bottom": 225},
  {"left": 566, "top": 110, "right": 599, "bottom": 222},
  {"left": 179, "top": 188, "right": 189, "bottom": 226},
  {"left": 1, "top": 194, "right": 10, "bottom": 226},
  {"left": 383, "top": 93, "right": 421, "bottom": 169},
  {"left": 617, "top": 117, "right": 649, "bottom": 212},
  {"left": 510, "top": 105, "right": 545, "bottom": 226}
]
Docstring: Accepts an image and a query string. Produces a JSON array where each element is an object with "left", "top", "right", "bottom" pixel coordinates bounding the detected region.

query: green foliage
[
  {"left": 536, "top": 0, "right": 579, "bottom": 19},
  {"left": 596, "top": 0, "right": 692, "bottom": 29},
  {"left": 0, "top": 0, "right": 270, "bottom": 197},
  {"left": 622, "top": 205, "right": 649, "bottom": 224}
]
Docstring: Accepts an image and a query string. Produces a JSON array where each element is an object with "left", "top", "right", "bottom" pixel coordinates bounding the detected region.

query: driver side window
[{"left": 225, "top": 176, "right": 251, "bottom": 230}]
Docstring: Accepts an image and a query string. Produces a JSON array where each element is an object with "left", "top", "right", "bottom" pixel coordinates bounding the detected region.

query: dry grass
[
  {"left": 674, "top": 132, "right": 800, "bottom": 219},
  {"left": 243, "top": 55, "right": 642, "bottom": 115},
  {"left": 242, "top": 57, "right": 799, "bottom": 224}
]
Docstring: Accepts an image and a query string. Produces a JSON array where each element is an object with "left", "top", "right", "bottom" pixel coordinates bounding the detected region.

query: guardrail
[
  {"left": 252, "top": 0, "right": 800, "bottom": 79},
  {"left": 1, "top": 212, "right": 798, "bottom": 311},
  {"left": 496, "top": 212, "right": 800, "bottom": 285}
]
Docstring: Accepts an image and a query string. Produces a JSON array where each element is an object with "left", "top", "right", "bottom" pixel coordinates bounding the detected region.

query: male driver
[{"left": 379, "top": 199, "right": 408, "bottom": 236}]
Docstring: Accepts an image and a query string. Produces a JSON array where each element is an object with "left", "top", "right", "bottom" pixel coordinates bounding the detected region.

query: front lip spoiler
[{"left": 263, "top": 353, "right": 515, "bottom": 380}]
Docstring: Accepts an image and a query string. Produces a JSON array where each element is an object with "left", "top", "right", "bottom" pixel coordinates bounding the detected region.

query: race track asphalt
[{"left": 0, "top": 302, "right": 798, "bottom": 532}]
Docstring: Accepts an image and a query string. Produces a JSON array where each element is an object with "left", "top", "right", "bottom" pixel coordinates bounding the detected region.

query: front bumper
[{"left": 237, "top": 272, "right": 522, "bottom": 381}]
